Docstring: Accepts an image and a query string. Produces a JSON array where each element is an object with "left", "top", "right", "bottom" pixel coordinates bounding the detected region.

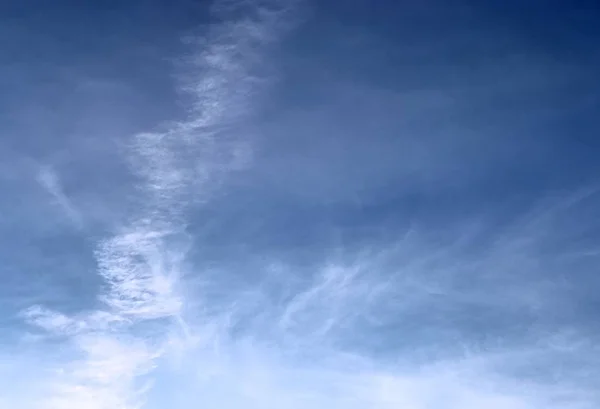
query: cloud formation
[{"left": 22, "top": 0, "right": 297, "bottom": 408}]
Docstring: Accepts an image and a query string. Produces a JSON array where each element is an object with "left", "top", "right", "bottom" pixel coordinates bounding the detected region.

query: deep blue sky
[{"left": 1, "top": 1, "right": 600, "bottom": 408}]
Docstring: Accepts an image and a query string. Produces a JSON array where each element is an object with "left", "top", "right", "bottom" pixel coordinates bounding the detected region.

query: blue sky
[{"left": 1, "top": 0, "right": 600, "bottom": 407}]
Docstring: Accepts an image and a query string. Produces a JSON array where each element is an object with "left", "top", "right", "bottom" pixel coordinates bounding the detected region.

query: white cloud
[{"left": 22, "top": 1, "right": 298, "bottom": 408}]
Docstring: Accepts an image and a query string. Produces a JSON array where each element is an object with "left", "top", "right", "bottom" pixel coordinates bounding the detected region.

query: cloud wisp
[
  {"left": 36, "top": 164, "right": 85, "bottom": 230},
  {"left": 22, "top": 1, "right": 297, "bottom": 408}
]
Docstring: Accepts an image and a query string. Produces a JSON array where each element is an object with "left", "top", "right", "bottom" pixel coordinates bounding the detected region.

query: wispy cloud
[
  {"left": 143, "top": 188, "right": 600, "bottom": 409},
  {"left": 23, "top": 1, "right": 298, "bottom": 408},
  {"left": 36, "top": 164, "right": 84, "bottom": 229}
]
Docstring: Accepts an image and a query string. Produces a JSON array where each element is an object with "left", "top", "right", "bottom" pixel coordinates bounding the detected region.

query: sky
[{"left": 1, "top": 0, "right": 600, "bottom": 408}]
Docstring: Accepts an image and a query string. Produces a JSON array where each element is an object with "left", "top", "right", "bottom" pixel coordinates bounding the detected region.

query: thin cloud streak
[
  {"left": 36, "top": 164, "right": 85, "bottom": 229},
  {"left": 23, "top": 0, "right": 297, "bottom": 408}
]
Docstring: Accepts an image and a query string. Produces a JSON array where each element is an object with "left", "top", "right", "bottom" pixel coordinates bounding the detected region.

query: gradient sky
[{"left": 1, "top": 0, "right": 600, "bottom": 408}]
